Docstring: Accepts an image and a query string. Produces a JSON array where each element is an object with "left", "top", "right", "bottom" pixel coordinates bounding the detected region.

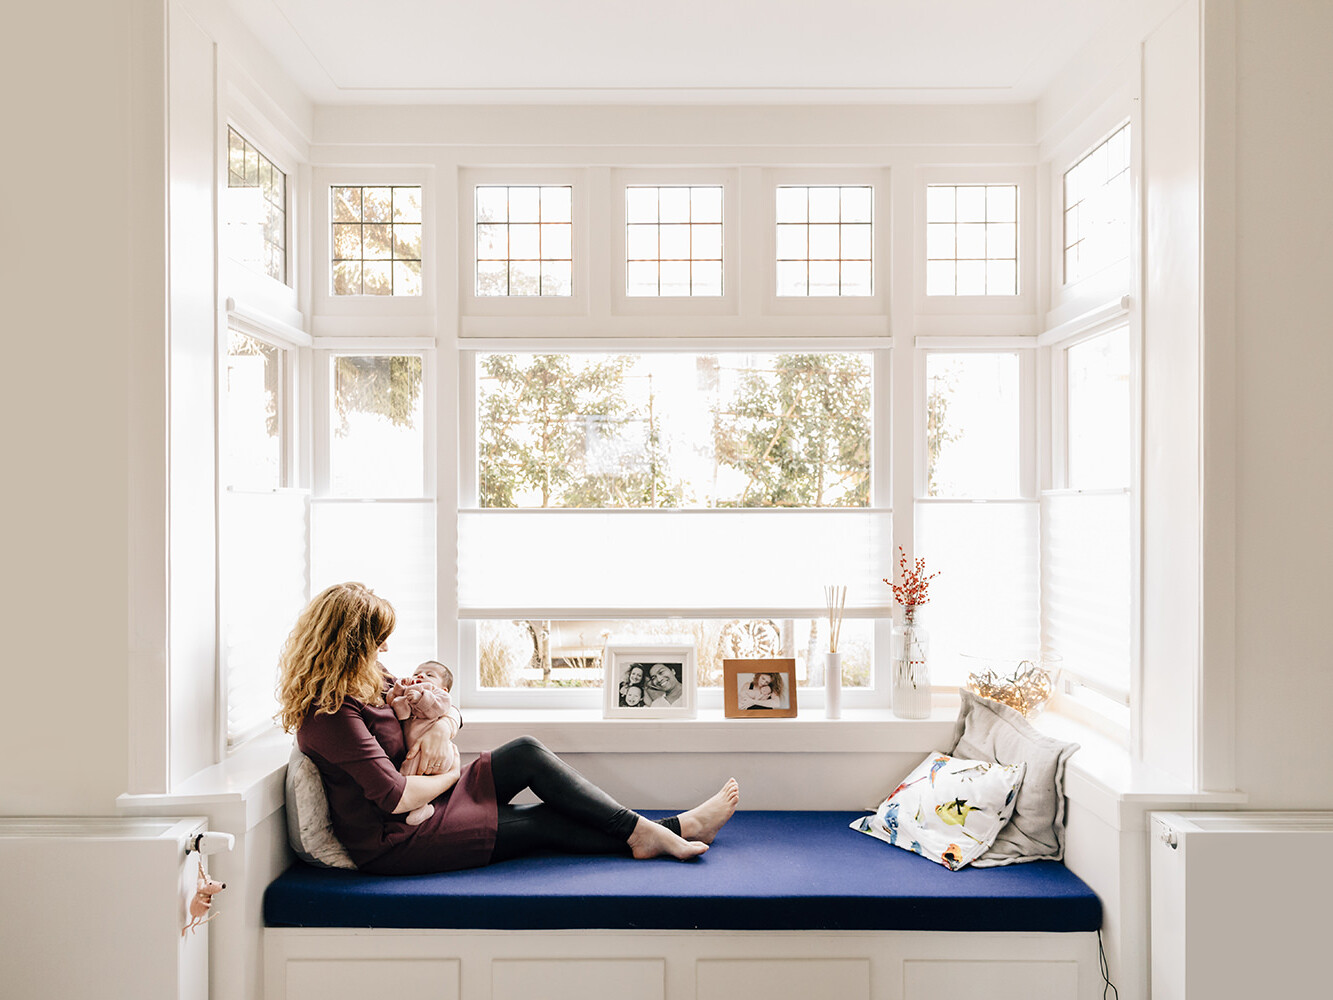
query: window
[
  {"left": 775, "top": 186, "right": 873, "bottom": 296},
  {"left": 625, "top": 186, "right": 723, "bottom": 296},
  {"left": 312, "top": 352, "right": 436, "bottom": 671},
  {"left": 1042, "top": 326, "right": 1133, "bottom": 722},
  {"left": 331, "top": 186, "right": 423, "bottom": 296},
  {"left": 225, "top": 127, "right": 286, "bottom": 283},
  {"left": 918, "top": 350, "right": 1037, "bottom": 685},
  {"left": 461, "top": 351, "right": 889, "bottom": 697},
  {"left": 1067, "top": 328, "right": 1131, "bottom": 489},
  {"left": 925, "top": 185, "right": 1018, "bottom": 296},
  {"left": 219, "top": 325, "right": 303, "bottom": 746},
  {"left": 476, "top": 185, "right": 573, "bottom": 296},
  {"left": 1063, "top": 123, "right": 1131, "bottom": 284},
  {"left": 223, "top": 330, "right": 283, "bottom": 490},
  {"left": 925, "top": 352, "right": 1022, "bottom": 498},
  {"left": 328, "top": 354, "right": 426, "bottom": 497}
]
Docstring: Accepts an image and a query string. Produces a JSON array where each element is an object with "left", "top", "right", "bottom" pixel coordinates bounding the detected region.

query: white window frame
[
  {"left": 610, "top": 168, "right": 740, "bottom": 317},
  {"left": 1039, "top": 308, "right": 1139, "bottom": 740},
  {"left": 762, "top": 168, "right": 890, "bottom": 318},
  {"left": 311, "top": 167, "right": 434, "bottom": 329},
  {"left": 460, "top": 168, "right": 589, "bottom": 319},
  {"left": 914, "top": 166, "right": 1037, "bottom": 321},
  {"left": 219, "top": 113, "right": 302, "bottom": 326},
  {"left": 454, "top": 343, "right": 896, "bottom": 711},
  {"left": 217, "top": 304, "right": 311, "bottom": 754}
]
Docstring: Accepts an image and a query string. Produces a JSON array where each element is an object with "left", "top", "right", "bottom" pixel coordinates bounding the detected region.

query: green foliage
[
  {"left": 926, "top": 366, "right": 960, "bottom": 496},
  {"left": 715, "top": 353, "right": 871, "bottom": 507},
  {"left": 478, "top": 354, "right": 682, "bottom": 508},
  {"left": 332, "top": 355, "right": 423, "bottom": 437}
]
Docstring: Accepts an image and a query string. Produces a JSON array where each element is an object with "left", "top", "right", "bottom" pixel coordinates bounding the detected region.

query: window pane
[
  {"left": 475, "top": 185, "right": 573, "bottom": 297},
  {"left": 224, "top": 330, "right": 281, "bottom": 490},
  {"left": 624, "top": 186, "right": 724, "bottom": 297},
  {"left": 225, "top": 127, "right": 286, "bottom": 282},
  {"left": 1067, "top": 327, "right": 1131, "bottom": 489},
  {"left": 330, "top": 185, "right": 423, "bottom": 296},
  {"left": 475, "top": 617, "right": 873, "bottom": 690},
  {"left": 776, "top": 186, "right": 807, "bottom": 223},
  {"left": 329, "top": 355, "right": 424, "bottom": 497},
  {"left": 776, "top": 186, "right": 873, "bottom": 297},
  {"left": 1064, "top": 122, "right": 1131, "bottom": 284},
  {"left": 477, "top": 352, "right": 871, "bottom": 509},
  {"left": 926, "top": 352, "right": 1021, "bottom": 498},
  {"left": 925, "top": 184, "right": 1019, "bottom": 296}
]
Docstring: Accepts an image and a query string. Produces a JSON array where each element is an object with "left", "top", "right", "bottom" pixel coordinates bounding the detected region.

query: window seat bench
[{"left": 263, "top": 810, "right": 1103, "bottom": 1000}]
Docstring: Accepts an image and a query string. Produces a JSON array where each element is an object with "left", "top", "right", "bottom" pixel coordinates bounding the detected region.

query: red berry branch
[{"left": 883, "top": 546, "right": 939, "bottom": 606}]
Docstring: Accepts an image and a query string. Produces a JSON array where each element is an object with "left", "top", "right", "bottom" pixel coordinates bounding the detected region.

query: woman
[
  {"left": 738, "top": 671, "right": 784, "bottom": 710},
  {"left": 277, "top": 583, "right": 739, "bottom": 874}
]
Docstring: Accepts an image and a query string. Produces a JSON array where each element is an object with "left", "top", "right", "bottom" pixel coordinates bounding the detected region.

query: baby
[{"left": 387, "top": 660, "right": 461, "bottom": 825}]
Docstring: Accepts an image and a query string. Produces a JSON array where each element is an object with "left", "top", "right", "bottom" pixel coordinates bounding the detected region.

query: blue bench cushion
[{"left": 264, "top": 810, "right": 1101, "bottom": 933}]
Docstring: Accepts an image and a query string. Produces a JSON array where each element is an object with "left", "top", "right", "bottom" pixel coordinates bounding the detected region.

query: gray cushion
[
  {"left": 947, "top": 689, "right": 1079, "bottom": 866},
  {"left": 284, "top": 746, "right": 357, "bottom": 870}
]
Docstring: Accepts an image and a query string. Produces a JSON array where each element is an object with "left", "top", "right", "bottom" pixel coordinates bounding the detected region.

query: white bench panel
[
  {"left": 904, "top": 959, "right": 1079, "bottom": 1000},
  {"left": 493, "top": 959, "right": 664, "bottom": 1000},
  {"left": 265, "top": 929, "right": 1100, "bottom": 1000},
  {"left": 697, "top": 958, "right": 870, "bottom": 1000},
  {"left": 286, "top": 958, "right": 459, "bottom": 1000}
]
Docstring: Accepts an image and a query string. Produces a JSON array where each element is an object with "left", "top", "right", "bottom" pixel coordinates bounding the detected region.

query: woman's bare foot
[
  {"left": 677, "top": 778, "right": 740, "bottom": 844},
  {"left": 627, "top": 816, "right": 709, "bottom": 860}
]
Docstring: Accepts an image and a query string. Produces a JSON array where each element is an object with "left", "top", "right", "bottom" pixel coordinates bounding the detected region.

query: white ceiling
[{"left": 227, "top": 0, "right": 1115, "bottom": 105}]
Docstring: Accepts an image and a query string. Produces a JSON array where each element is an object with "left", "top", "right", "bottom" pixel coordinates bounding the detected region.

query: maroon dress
[{"left": 297, "top": 678, "right": 497, "bottom": 874}]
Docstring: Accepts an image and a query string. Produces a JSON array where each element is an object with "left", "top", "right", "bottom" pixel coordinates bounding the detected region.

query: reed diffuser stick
[{"left": 825, "top": 585, "right": 847, "bottom": 654}]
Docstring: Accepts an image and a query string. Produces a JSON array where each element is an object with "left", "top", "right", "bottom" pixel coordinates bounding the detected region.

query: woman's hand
[{"left": 404, "top": 711, "right": 459, "bottom": 774}]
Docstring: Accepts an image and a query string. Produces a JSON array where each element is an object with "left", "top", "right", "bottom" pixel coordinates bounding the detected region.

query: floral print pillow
[{"left": 851, "top": 752, "right": 1027, "bottom": 870}]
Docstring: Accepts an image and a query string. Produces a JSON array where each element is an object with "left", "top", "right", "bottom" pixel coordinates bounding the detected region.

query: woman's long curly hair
[{"left": 276, "top": 582, "right": 397, "bottom": 732}]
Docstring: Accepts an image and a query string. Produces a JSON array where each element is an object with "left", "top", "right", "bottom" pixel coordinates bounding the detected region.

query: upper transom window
[
  {"left": 331, "top": 186, "right": 423, "bottom": 296},
  {"left": 925, "top": 185, "right": 1018, "bottom": 296},
  {"left": 225, "top": 127, "right": 286, "bottom": 283},
  {"left": 625, "top": 186, "right": 723, "bottom": 297},
  {"left": 475, "top": 185, "right": 573, "bottom": 297},
  {"left": 775, "top": 185, "right": 873, "bottom": 297},
  {"left": 1063, "top": 123, "right": 1131, "bottom": 284}
]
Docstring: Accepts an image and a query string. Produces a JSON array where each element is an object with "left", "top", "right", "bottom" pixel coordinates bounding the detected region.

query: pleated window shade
[
  {"left": 1040, "top": 489, "right": 1132, "bottom": 703},
  {"left": 310, "top": 500, "right": 438, "bottom": 671},
  {"left": 221, "top": 489, "right": 310, "bottom": 746},
  {"left": 458, "top": 507, "right": 894, "bottom": 620},
  {"left": 914, "top": 500, "right": 1041, "bottom": 686}
]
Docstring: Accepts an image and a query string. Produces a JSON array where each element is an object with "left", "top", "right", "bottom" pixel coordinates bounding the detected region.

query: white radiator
[
  {"left": 1150, "top": 811, "right": 1333, "bottom": 998},
  {"left": 0, "top": 817, "right": 210, "bottom": 1000}
]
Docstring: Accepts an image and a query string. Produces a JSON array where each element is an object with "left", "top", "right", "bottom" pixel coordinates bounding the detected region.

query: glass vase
[{"left": 891, "top": 605, "right": 931, "bottom": 719}]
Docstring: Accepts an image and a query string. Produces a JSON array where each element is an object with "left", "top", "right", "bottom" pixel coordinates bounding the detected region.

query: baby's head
[
  {"left": 414, "top": 660, "right": 454, "bottom": 691},
  {"left": 622, "top": 684, "right": 644, "bottom": 707}
]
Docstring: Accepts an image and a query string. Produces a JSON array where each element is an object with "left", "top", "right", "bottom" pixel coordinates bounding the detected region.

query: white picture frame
[{"left": 602, "top": 644, "right": 697, "bottom": 719}]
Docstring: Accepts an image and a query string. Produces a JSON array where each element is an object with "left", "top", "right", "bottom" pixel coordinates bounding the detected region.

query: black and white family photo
[{"left": 603, "top": 646, "right": 697, "bottom": 719}]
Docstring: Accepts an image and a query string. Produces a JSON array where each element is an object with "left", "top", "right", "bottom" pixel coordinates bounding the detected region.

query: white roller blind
[
  {"left": 458, "top": 508, "right": 893, "bottom": 618},
  {"left": 1040, "top": 489, "right": 1131, "bottom": 703},
  {"left": 221, "top": 489, "right": 309, "bottom": 746},
  {"left": 311, "top": 499, "right": 438, "bottom": 670},
  {"left": 914, "top": 500, "right": 1040, "bottom": 686}
]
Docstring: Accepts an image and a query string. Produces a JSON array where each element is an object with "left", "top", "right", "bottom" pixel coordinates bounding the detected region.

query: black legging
[{"left": 488, "top": 736, "right": 680, "bottom": 863}]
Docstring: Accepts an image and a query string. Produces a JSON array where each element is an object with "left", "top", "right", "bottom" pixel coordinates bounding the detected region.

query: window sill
[{"left": 1036, "top": 713, "right": 1248, "bottom": 830}]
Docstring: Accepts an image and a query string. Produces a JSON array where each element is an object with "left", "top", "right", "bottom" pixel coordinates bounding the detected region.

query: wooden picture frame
[
  {"left": 723, "top": 658, "right": 798, "bottom": 718},
  {"left": 602, "top": 645, "right": 697, "bottom": 719}
]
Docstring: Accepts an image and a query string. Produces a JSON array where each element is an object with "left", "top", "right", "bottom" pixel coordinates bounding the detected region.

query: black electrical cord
[{"left": 1098, "top": 928, "right": 1119, "bottom": 1000}]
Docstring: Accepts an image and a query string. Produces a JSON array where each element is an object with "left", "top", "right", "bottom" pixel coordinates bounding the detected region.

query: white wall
[
  {"left": 1229, "top": 0, "right": 1333, "bottom": 808},
  {"left": 0, "top": 0, "right": 146, "bottom": 814}
]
